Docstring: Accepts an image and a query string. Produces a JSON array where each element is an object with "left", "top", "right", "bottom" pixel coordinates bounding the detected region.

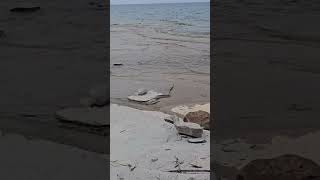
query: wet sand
[{"left": 110, "top": 24, "right": 210, "bottom": 110}]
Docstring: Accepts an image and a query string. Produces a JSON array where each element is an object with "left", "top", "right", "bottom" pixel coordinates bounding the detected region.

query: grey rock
[
  {"left": 136, "top": 88, "right": 148, "bottom": 96},
  {"left": 128, "top": 90, "right": 163, "bottom": 102},
  {"left": 174, "top": 120, "right": 203, "bottom": 138}
]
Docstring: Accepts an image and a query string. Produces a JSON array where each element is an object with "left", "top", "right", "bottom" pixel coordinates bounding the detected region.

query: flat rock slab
[
  {"left": 128, "top": 90, "right": 163, "bottom": 102},
  {"left": 174, "top": 120, "right": 203, "bottom": 138},
  {"left": 111, "top": 78, "right": 173, "bottom": 99},
  {"left": 55, "top": 107, "right": 108, "bottom": 127}
]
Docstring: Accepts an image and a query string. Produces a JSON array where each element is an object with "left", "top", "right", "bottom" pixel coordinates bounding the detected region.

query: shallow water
[
  {"left": 111, "top": 2, "right": 210, "bottom": 36},
  {"left": 110, "top": 3, "right": 210, "bottom": 108}
]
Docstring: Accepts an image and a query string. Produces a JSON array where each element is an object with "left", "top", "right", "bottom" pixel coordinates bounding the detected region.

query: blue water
[{"left": 111, "top": 2, "right": 210, "bottom": 36}]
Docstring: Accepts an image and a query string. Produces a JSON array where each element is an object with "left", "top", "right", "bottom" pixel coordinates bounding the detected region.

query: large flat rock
[
  {"left": 128, "top": 90, "right": 163, "bottom": 102},
  {"left": 111, "top": 78, "right": 173, "bottom": 99}
]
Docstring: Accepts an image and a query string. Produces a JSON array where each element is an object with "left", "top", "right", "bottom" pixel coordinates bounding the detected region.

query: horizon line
[{"left": 111, "top": 1, "right": 209, "bottom": 5}]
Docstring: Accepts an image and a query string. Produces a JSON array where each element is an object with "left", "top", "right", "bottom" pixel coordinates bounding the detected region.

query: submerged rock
[
  {"left": 237, "top": 154, "right": 320, "bottom": 180},
  {"left": 184, "top": 110, "right": 210, "bottom": 130}
]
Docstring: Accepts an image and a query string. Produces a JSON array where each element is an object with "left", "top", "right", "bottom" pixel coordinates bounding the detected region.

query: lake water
[{"left": 111, "top": 2, "right": 210, "bottom": 37}]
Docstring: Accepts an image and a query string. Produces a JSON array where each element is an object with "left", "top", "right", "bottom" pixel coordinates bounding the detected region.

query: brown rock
[
  {"left": 237, "top": 154, "right": 320, "bottom": 180},
  {"left": 183, "top": 110, "right": 210, "bottom": 130}
]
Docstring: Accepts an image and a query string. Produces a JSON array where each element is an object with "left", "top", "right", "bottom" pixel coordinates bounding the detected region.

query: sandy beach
[{"left": 110, "top": 3, "right": 211, "bottom": 179}]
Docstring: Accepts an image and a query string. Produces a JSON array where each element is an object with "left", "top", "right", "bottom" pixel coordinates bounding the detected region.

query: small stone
[
  {"left": 136, "top": 88, "right": 148, "bottom": 96},
  {"left": 151, "top": 158, "right": 158, "bottom": 162},
  {"left": 174, "top": 120, "right": 203, "bottom": 138},
  {"left": 184, "top": 110, "right": 210, "bottom": 130},
  {"left": 188, "top": 138, "right": 206, "bottom": 143}
]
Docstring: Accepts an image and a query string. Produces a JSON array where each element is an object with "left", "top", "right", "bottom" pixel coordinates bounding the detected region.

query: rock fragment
[
  {"left": 174, "top": 119, "right": 203, "bottom": 138},
  {"left": 135, "top": 88, "right": 148, "bottom": 96}
]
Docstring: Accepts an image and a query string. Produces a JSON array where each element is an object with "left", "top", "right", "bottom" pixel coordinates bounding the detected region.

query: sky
[{"left": 111, "top": 0, "right": 209, "bottom": 5}]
